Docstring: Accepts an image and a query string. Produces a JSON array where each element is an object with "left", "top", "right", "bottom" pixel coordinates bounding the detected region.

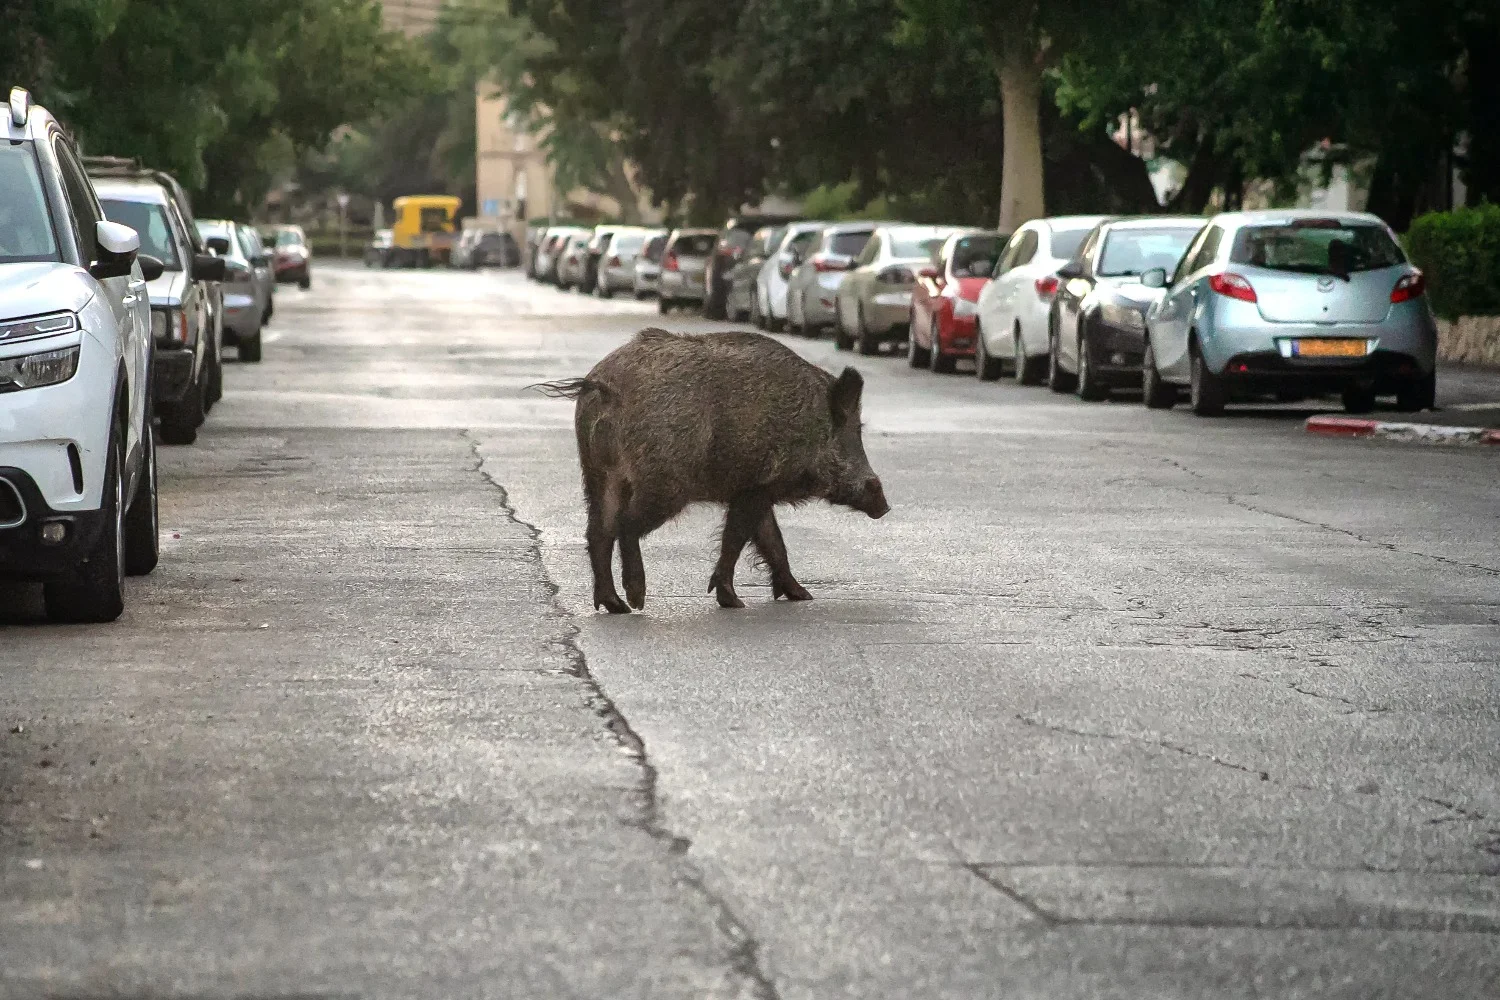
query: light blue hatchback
[{"left": 1140, "top": 210, "right": 1437, "bottom": 416}]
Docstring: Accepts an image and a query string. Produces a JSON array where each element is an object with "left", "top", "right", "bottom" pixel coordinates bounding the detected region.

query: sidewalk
[{"left": 1306, "top": 363, "right": 1500, "bottom": 445}]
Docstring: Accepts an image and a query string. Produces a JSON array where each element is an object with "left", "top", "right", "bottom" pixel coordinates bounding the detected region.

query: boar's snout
[{"left": 861, "top": 476, "right": 890, "bottom": 519}]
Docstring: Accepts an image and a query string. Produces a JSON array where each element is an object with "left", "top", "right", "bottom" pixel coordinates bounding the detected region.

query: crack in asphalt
[
  {"left": 1236, "top": 670, "right": 1391, "bottom": 715},
  {"left": 1014, "top": 714, "right": 1279, "bottom": 784},
  {"left": 461, "top": 430, "right": 780, "bottom": 1000}
]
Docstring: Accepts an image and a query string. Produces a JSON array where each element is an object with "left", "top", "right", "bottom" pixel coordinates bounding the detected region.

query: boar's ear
[{"left": 830, "top": 367, "right": 864, "bottom": 426}]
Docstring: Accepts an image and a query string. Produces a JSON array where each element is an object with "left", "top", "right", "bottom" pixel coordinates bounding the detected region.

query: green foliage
[{"left": 1404, "top": 205, "right": 1500, "bottom": 319}]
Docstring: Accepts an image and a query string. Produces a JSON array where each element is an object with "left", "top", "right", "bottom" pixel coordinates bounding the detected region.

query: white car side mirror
[{"left": 97, "top": 220, "right": 141, "bottom": 256}]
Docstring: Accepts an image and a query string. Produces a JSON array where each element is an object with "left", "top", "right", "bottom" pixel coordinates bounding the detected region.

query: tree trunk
[
  {"left": 995, "top": 40, "right": 1046, "bottom": 232},
  {"left": 1166, "top": 139, "right": 1223, "bottom": 215}
]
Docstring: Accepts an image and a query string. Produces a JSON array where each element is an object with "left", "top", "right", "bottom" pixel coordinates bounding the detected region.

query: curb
[{"left": 1306, "top": 415, "right": 1500, "bottom": 447}]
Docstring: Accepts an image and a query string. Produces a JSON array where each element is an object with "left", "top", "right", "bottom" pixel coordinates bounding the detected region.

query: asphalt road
[{"left": 3, "top": 263, "right": 1498, "bottom": 999}]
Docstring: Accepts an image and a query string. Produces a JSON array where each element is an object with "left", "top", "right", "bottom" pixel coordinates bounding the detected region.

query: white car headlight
[
  {"left": 0, "top": 311, "right": 78, "bottom": 344},
  {"left": 0, "top": 346, "right": 81, "bottom": 391},
  {"left": 151, "top": 309, "right": 189, "bottom": 343}
]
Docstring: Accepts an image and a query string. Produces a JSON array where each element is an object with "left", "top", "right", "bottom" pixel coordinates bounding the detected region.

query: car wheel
[
  {"left": 907, "top": 316, "right": 930, "bottom": 368},
  {"left": 206, "top": 344, "right": 223, "bottom": 409},
  {"left": 1075, "top": 327, "right": 1107, "bottom": 401},
  {"left": 1188, "top": 341, "right": 1227, "bottom": 417},
  {"left": 263, "top": 299, "right": 273, "bottom": 324},
  {"left": 299, "top": 274, "right": 311, "bottom": 290},
  {"left": 856, "top": 306, "right": 879, "bottom": 356},
  {"left": 658, "top": 297, "right": 673, "bottom": 315},
  {"left": 751, "top": 291, "right": 766, "bottom": 330},
  {"left": 123, "top": 421, "right": 159, "bottom": 577},
  {"left": 1341, "top": 384, "right": 1377, "bottom": 414},
  {"left": 159, "top": 369, "right": 206, "bottom": 446},
  {"left": 1013, "top": 328, "right": 1042, "bottom": 385},
  {"left": 976, "top": 322, "right": 1003, "bottom": 381},
  {"left": 704, "top": 283, "right": 727, "bottom": 320},
  {"left": 44, "top": 424, "right": 125, "bottom": 623},
  {"left": 1396, "top": 371, "right": 1436, "bottom": 412},
  {"left": 1047, "top": 327, "right": 1075, "bottom": 393},
  {"left": 931, "top": 319, "right": 956, "bottom": 373},
  {"left": 1142, "top": 338, "right": 1176, "bottom": 410},
  {"left": 240, "top": 332, "right": 263, "bottom": 363},
  {"left": 598, "top": 280, "right": 613, "bottom": 299}
]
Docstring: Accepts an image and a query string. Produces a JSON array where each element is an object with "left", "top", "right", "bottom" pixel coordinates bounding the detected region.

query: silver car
[
  {"left": 754, "top": 220, "right": 825, "bottom": 331},
  {"left": 834, "top": 224, "right": 961, "bottom": 353},
  {"left": 1141, "top": 210, "right": 1438, "bottom": 415},
  {"left": 596, "top": 228, "right": 658, "bottom": 298},
  {"left": 785, "top": 223, "right": 876, "bottom": 334},
  {"left": 657, "top": 228, "right": 717, "bottom": 313},
  {"left": 197, "top": 219, "right": 273, "bottom": 363},
  {"left": 632, "top": 231, "right": 669, "bottom": 298},
  {"left": 555, "top": 233, "right": 591, "bottom": 290},
  {"left": 536, "top": 226, "right": 586, "bottom": 284}
]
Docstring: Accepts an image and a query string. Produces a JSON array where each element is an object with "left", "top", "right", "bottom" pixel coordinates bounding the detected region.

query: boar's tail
[{"left": 529, "top": 377, "right": 613, "bottom": 401}]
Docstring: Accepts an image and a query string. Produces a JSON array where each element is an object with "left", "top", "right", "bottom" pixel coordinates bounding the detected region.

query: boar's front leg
[
  {"left": 753, "top": 509, "right": 812, "bottom": 601},
  {"left": 709, "top": 492, "right": 771, "bottom": 609}
]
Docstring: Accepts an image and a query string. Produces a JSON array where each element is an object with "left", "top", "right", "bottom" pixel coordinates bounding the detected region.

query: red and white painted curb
[{"left": 1306, "top": 415, "right": 1500, "bottom": 446}]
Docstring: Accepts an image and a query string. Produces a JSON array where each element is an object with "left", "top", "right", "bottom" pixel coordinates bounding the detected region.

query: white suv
[{"left": 0, "top": 87, "right": 161, "bottom": 622}]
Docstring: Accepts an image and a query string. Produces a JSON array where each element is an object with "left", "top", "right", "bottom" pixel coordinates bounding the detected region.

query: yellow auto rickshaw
[{"left": 389, "top": 195, "right": 462, "bottom": 268}]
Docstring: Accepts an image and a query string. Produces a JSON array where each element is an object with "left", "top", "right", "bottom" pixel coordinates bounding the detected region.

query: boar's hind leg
[
  {"left": 617, "top": 490, "right": 681, "bottom": 611},
  {"left": 585, "top": 478, "right": 630, "bottom": 615},
  {"left": 710, "top": 493, "right": 773, "bottom": 609},
  {"left": 618, "top": 536, "right": 646, "bottom": 610},
  {"left": 753, "top": 509, "right": 812, "bottom": 601}
]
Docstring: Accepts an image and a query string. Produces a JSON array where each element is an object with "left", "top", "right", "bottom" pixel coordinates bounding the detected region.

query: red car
[{"left": 908, "top": 230, "right": 1007, "bottom": 373}]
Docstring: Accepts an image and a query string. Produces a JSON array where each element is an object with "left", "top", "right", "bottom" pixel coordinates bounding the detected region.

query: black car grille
[{"left": 0, "top": 480, "right": 24, "bottom": 526}]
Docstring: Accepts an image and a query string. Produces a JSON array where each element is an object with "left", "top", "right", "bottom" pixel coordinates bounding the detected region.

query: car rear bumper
[
  {"left": 1218, "top": 348, "right": 1430, "bottom": 394},
  {"left": 1201, "top": 312, "right": 1438, "bottom": 377},
  {"left": 0, "top": 467, "right": 109, "bottom": 580},
  {"left": 938, "top": 314, "right": 979, "bottom": 355},
  {"left": 866, "top": 296, "right": 913, "bottom": 338},
  {"left": 274, "top": 260, "right": 309, "bottom": 282},
  {"left": 659, "top": 272, "right": 705, "bottom": 301}
]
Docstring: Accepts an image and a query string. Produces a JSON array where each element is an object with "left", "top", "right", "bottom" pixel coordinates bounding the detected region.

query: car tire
[
  {"left": 856, "top": 306, "right": 879, "bottom": 356},
  {"left": 159, "top": 369, "right": 206, "bottom": 446},
  {"left": 1189, "top": 342, "right": 1227, "bottom": 416},
  {"left": 1341, "top": 385, "right": 1377, "bottom": 414},
  {"left": 1047, "top": 328, "right": 1075, "bottom": 393},
  {"left": 299, "top": 274, "right": 311, "bottom": 290},
  {"left": 206, "top": 344, "right": 223, "bottom": 409},
  {"left": 1142, "top": 339, "right": 1176, "bottom": 410},
  {"left": 44, "top": 425, "right": 126, "bottom": 623},
  {"left": 123, "top": 421, "right": 159, "bottom": 577},
  {"left": 751, "top": 292, "right": 765, "bottom": 330},
  {"left": 704, "top": 282, "right": 728, "bottom": 320},
  {"left": 975, "top": 322, "right": 1003, "bottom": 381},
  {"left": 1075, "top": 328, "right": 1108, "bottom": 401},
  {"left": 263, "top": 299, "right": 273, "bottom": 324},
  {"left": 907, "top": 317, "right": 930, "bottom": 367},
  {"left": 658, "top": 297, "right": 673, "bottom": 315},
  {"left": 598, "top": 280, "right": 613, "bottom": 299},
  {"left": 1014, "top": 328, "right": 1043, "bottom": 385},
  {"left": 1396, "top": 371, "right": 1436, "bottom": 412},
  {"left": 240, "top": 332, "right": 263, "bottom": 363},
  {"left": 930, "top": 319, "right": 956, "bottom": 373}
]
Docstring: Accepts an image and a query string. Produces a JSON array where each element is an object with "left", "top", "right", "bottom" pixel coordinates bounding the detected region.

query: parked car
[
  {"left": 197, "top": 219, "right": 273, "bottom": 363},
  {"left": 93, "top": 175, "right": 225, "bottom": 445},
  {"left": 1141, "top": 210, "right": 1437, "bottom": 415},
  {"left": 266, "top": 225, "right": 312, "bottom": 288},
  {"left": 595, "top": 229, "right": 656, "bottom": 298},
  {"left": 453, "top": 227, "right": 520, "bottom": 269},
  {"left": 581, "top": 226, "right": 626, "bottom": 294},
  {"left": 785, "top": 223, "right": 876, "bottom": 335},
  {"left": 908, "top": 230, "right": 1007, "bottom": 373},
  {"left": 725, "top": 225, "right": 787, "bottom": 322},
  {"left": 534, "top": 227, "right": 575, "bottom": 283},
  {"left": 633, "top": 231, "right": 669, "bottom": 298},
  {"left": 365, "top": 228, "right": 394, "bottom": 268},
  {"left": 974, "top": 215, "right": 1108, "bottom": 383},
  {"left": 704, "top": 213, "right": 800, "bottom": 319},
  {"left": 754, "top": 221, "right": 824, "bottom": 331},
  {"left": 1, "top": 87, "right": 162, "bottom": 622},
  {"left": 525, "top": 224, "right": 547, "bottom": 275},
  {"left": 835, "top": 224, "right": 960, "bottom": 354},
  {"left": 657, "top": 229, "right": 718, "bottom": 313},
  {"left": 556, "top": 232, "right": 592, "bottom": 290},
  {"left": 1043, "top": 217, "right": 1203, "bottom": 399}
]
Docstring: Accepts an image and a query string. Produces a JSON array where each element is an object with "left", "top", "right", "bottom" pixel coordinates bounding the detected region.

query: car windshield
[
  {"left": 673, "top": 234, "right": 716, "bottom": 257},
  {"left": 100, "top": 198, "right": 181, "bottom": 270},
  {"left": 0, "top": 144, "right": 61, "bottom": 264},
  {"left": 828, "top": 231, "right": 872, "bottom": 257},
  {"left": 1230, "top": 221, "right": 1405, "bottom": 276},
  {"left": 951, "top": 235, "right": 1004, "bottom": 277},
  {"left": 613, "top": 235, "right": 645, "bottom": 254},
  {"left": 891, "top": 233, "right": 946, "bottom": 258},
  {"left": 1050, "top": 227, "right": 1094, "bottom": 261},
  {"left": 642, "top": 235, "right": 667, "bottom": 262},
  {"left": 1097, "top": 227, "right": 1200, "bottom": 277},
  {"left": 276, "top": 230, "right": 304, "bottom": 247}
]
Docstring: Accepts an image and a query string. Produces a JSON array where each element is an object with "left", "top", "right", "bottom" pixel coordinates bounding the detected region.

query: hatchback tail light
[
  {"left": 663, "top": 252, "right": 679, "bottom": 272},
  {"left": 1209, "top": 272, "right": 1258, "bottom": 303},
  {"left": 779, "top": 260, "right": 794, "bottom": 278},
  {"left": 608, "top": 255, "right": 621, "bottom": 267},
  {"left": 1035, "top": 275, "right": 1059, "bottom": 299},
  {"left": 1391, "top": 270, "right": 1425, "bottom": 303},
  {"left": 812, "top": 255, "right": 844, "bottom": 273}
]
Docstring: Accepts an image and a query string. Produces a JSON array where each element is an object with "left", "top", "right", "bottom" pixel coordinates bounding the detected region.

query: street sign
[{"left": 482, "top": 199, "right": 499, "bottom": 217}]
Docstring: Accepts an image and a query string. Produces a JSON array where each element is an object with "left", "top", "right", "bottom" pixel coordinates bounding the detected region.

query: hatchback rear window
[
  {"left": 891, "top": 234, "right": 946, "bottom": 258},
  {"left": 829, "top": 231, "right": 873, "bottom": 257},
  {"left": 1049, "top": 227, "right": 1093, "bottom": 261},
  {"left": 643, "top": 235, "right": 667, "bottom": 262},
  {"left": 951, "top": 235, "right": 1004, "bottom": 276},
  {"left": 673, "top": 234, "right": 717, "bottom": 256},
  {"left": 1230, "top": 222, "right": 1405, "bottom": 276}
]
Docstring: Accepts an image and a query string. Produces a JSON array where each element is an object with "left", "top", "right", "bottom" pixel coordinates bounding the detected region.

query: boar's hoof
[
  {"left": 708, "top": 574, "right": 746, "bottom": 609},
  {"left": 595, "top": 591, "right": 632, "bottom": 615},
  {"left": 772, "top": 578, "right": 813, "bottom": 602},
  {"left": 625, "top": 580, "right": 646, "bottom": 610}
]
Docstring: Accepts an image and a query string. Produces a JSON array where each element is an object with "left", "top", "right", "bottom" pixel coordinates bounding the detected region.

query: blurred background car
[
  {"left": 657, "top": 228, "right": 717, "bottom": 313},
  {"left": 725, "top": 225, "right": 787, "bottom": 322},
  {"left": 364, "top": 228, "right": 393, "bottom": 268},
  {"left": 908, "top": 229, "right": 1007, "bottom": 373},
  {"left": 556, "top": 232, "right": 591, "bottom": 290},
  {"left": 835, "top": 224, "right": 959, "bottom": 354},
  {"left": 197, "top": 219, "right": 274, "bottom": 363},
  {"left": 632, "top": 231, "right": 669, "bottom": 298},
  {"left": 754, "top": 221, "right": 824, "bottom": 331},
  {"left": 974, "top": 215, "right": 1109, "bottom": 383},
  {"left": 452, "top": 228, "right": 520, "bottom": 269},
  {"left": 265, "top": 225, "right": 312, "bottom": 288},
  {"left": 785, "top": 222, "right": 875, "bottom": 335},
  {"left": 1045, "top": 216, "right": 1203, "bottom": 399},
  {"left": 704, "top": 213, "right": 800, "bottom": 319},
  {"left": 595, "top": 228, "right": 655, "bottom": 298},
  {"left": 582, "top": 226, "right": 625, "bottom": 294},
  {"left": 1141, "top": 210, "right": 1436, "bottom": 416}
]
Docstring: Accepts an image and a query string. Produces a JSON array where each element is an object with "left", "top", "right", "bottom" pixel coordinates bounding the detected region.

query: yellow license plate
[{"left": 1292, "top": 338, "right": 1368, "bottom": 358}]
